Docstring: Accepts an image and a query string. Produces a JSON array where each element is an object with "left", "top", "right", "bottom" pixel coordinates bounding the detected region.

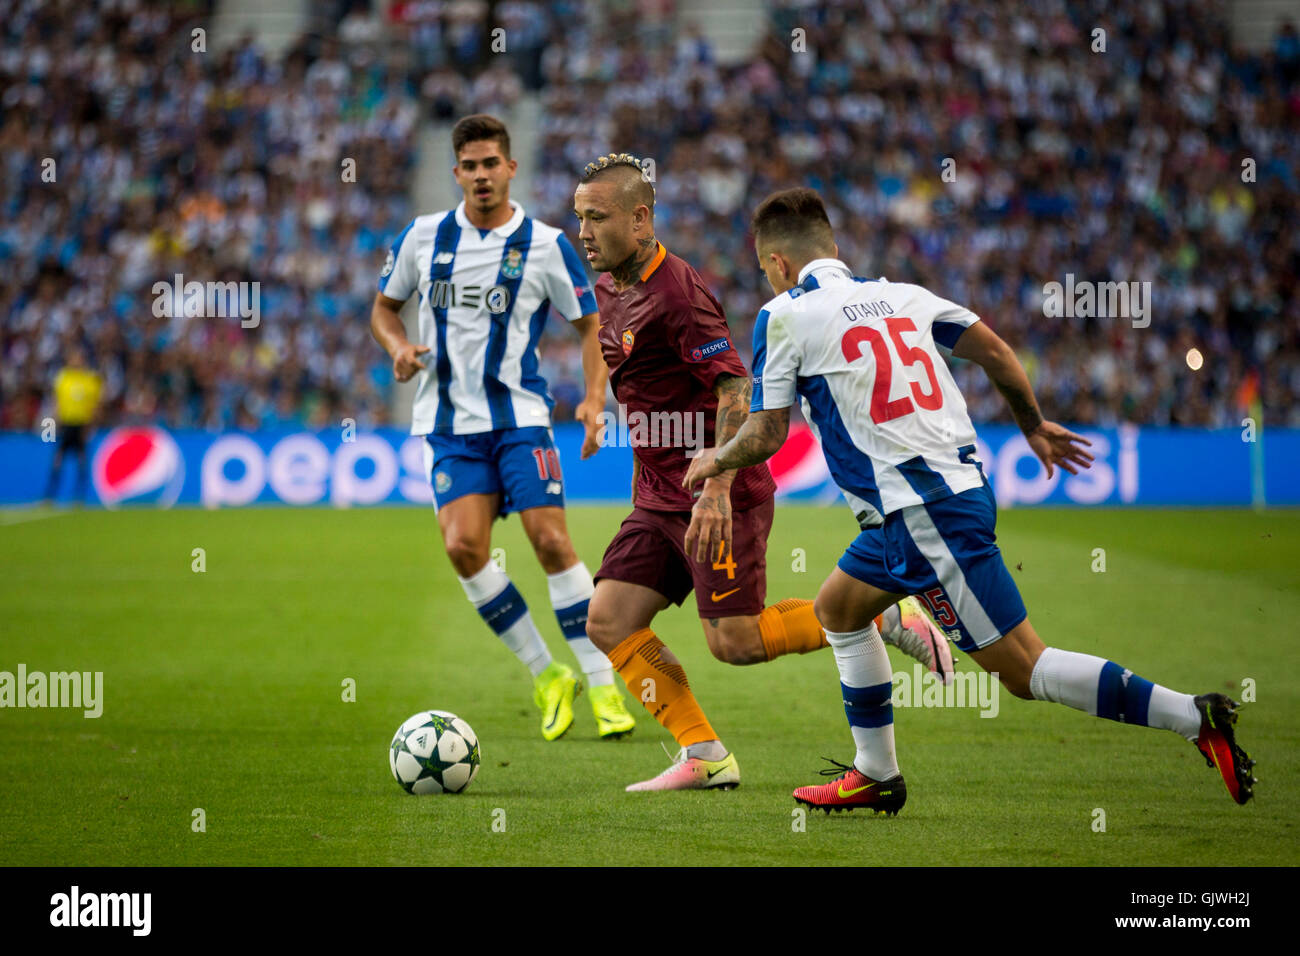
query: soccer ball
[{"left": 389, "top": 710, "right": 481, "bottom": 794}]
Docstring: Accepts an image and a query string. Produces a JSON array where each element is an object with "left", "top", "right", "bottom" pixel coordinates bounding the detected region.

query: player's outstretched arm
[
  {"left": 952, "top": 321, "right": 1094, "bottom": 478},
  {"left": 570, "top": 312, "right": 609, "bottom": 459},
  {"left": 370, "top": 292, "right": 428, "bottom": 383},
  {"left": 682, "top": 405, "right": 790, "bottom": 490}
]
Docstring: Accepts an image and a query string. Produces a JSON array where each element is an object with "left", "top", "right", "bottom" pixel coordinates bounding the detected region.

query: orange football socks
[
  {"left": 758, "top": 598, "right": 829, "bottom": 660},
  {"left": 607, "top": 628, "right": 717, "bottom": 746}
]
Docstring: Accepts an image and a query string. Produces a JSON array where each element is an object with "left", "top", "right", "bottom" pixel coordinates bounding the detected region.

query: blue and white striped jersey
[
  {"left": 751, "top": 258, "right": 983, "bottom": 525},
  {"left": 378, "top": 201, "right": 597, "bottom": 436}
]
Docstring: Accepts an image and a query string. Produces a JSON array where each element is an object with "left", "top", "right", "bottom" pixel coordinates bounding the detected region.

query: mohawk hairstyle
[{"left": 579, "top": 152, "right": 656, "bottom": 209}]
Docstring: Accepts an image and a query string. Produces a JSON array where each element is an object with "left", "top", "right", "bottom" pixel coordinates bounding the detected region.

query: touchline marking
[{"left": 0, "top": 508, "right": 71, "bottom": 527}]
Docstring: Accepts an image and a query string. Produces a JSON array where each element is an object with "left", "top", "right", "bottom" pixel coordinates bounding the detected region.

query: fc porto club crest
[
  {"left": 501, "top": 247, "right": 524, "bottom": 279},
  {"left": 435, "top": 471, "right": 452, "bottom": 494},
  {"left": 622, "top": 329, "right": 635, "bottom": 354}
]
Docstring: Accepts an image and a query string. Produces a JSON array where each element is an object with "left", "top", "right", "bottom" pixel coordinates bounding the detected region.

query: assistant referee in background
[{"left": 43, "top": 347, "right": 102, "bottom": 505}]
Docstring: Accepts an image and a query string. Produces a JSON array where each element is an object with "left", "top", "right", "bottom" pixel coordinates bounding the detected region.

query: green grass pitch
[{"left": 1, "top": 505, "right": 1296, "bottom": 866}]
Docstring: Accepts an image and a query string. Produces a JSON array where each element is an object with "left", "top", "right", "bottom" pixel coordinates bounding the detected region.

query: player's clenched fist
[{"left": 392, "top": 342, "right": 430, "bottom": 382}]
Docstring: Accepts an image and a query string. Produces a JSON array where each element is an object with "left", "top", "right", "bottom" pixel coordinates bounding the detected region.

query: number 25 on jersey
[{"left": 840, "top": 316, "right": 944, "bottom": 424}]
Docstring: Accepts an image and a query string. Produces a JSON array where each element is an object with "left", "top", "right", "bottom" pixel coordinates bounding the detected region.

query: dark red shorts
[{"left": 594, "top": 497, "right": 773, "bottom": 618}]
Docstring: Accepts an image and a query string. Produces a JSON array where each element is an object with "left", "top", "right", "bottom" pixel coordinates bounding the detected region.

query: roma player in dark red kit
[{"left": 572, "top": 154, "right": 950, "bottom": 791}]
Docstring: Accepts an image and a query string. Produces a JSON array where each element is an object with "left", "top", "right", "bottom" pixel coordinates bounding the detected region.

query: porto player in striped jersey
[
  {"left": 370, "top": 116, "right": 636, "bottom": 743},
  {"left": 686, "top": 187, "right": 1256, "bottom": 812},
  {"left": 573, "top": 155, "right": 950, "bottom": 792}
]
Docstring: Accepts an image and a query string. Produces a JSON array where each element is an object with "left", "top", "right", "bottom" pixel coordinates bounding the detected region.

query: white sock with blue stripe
[
  {"left": 1029, "top": 647, "right": 1200, "bottom": 740},
  {"left": 825, "top": 624, "right": 899, "bottom": 781},
  {"left": 546, "top": 562, "right": 614, "bottom": 688},
  {"left": 459, "top": 561, "right": 552, "bottom": 678}
]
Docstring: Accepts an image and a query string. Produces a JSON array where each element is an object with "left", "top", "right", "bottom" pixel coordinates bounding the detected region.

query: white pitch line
[{"left": 0, "top": 508, "right": 73, "bottom": 527}]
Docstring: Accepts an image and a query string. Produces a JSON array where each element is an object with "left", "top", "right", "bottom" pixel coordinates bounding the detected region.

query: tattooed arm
[
  {"left": 715, "top": 406, "right": 791, "bottom": 472},
  {"left": 952, "top": 321, "right": 1094, "bottom": 478},
  {"left": 709, "top": 373, "right": 751, "bottom": 481},
  {"left": 682, "top": 404, "right": 790, "bottom": 494},
  {"left": 683, "top": 373, "right": 752, "bottom": 563}
]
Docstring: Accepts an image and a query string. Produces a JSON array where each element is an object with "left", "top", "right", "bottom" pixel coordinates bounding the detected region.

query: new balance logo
[{"left": 433, "top": 251, "right": 455, "bottom": 265}]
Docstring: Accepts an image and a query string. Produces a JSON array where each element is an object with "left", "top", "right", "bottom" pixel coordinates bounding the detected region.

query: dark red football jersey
[{"left": 595, "top": 243, "right": 776, "bottom": 512}]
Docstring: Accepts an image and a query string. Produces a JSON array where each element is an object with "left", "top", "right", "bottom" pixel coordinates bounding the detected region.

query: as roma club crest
[
  {"left": 501, "top": 248, "right": 524, "bottom": 280},
  {"left": 622, "top": 329, "right": 635, "bottom": 354}
]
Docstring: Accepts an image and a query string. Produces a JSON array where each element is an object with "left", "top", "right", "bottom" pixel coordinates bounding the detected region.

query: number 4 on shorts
[{"left": 712, "top": 542, "right": 737, "bottom": 580}]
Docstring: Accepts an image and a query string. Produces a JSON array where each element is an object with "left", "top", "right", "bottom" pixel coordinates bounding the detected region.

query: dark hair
[
  {"left": 579, "top": 152, "right": 655, "bottom": 210},
  {"left": 751, "top": 187, "right": 834, "bottom": 253},
  {"left": 452, "top": 114, "right": 511, "bottom": 159}
]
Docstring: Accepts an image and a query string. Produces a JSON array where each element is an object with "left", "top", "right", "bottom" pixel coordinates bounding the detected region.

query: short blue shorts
[
  {"left": 837, "top": 482, "right": 1027, "bottom": 653},
  {"left": 422, "top": 426, "right": 565, "bottom": 515}
]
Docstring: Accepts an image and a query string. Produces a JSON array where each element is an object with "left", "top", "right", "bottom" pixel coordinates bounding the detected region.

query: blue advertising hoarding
[{"left": 6, "top": 423, "right": 1298, "bottom": 509}]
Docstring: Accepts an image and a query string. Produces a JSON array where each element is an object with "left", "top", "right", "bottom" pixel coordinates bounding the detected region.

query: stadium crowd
[
  {"left": 0, "top": 0, "right": 417, "bottom": 431},
  {"left": 1, "top": 0, "right": 1297, "bottom": 435},
  {"left": 531, "top": 0, "right": 1300, "bottom": 428}
]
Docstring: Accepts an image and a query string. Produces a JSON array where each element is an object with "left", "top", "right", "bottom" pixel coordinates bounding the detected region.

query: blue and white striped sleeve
[
  {"left": 928, "top": 290, "right": 980, "bottom": 354},
  {"left": 545, "top": 232, "right": 598, "bottom": 320},
  {"left": 750, "top": 306, "right": 799, "bottom": 412},
  {"left": 377, "top": 218, "right": 419, "bottom": 301}
]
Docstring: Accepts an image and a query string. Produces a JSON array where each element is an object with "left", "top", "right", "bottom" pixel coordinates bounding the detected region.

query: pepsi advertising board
[{"left": 7, "top": 423, "right": 1298, "bottom": 509}]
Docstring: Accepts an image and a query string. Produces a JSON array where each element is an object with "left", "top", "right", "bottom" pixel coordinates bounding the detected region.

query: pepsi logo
[
  {"left": 767, "top": 423, "right": 831, "bottom": 495},
  {"left": 92, "top": 427, "right": 185, "bottom": 509}
]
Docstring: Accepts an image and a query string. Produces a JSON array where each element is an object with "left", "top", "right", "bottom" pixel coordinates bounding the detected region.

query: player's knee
[
  {"left": 708, "top": 636, "right": 756, "bottom": 666},
  {"left": 444, "top": 537, "right": 490, "bottom": 577},
  {"left": 707, "top": 621, "right": 765, "bottom": 665},
  {"left": 584, "top": 604, "right": 621, "bottom": 653},
  {"left": 813, "top": 589, "right": 850, "bottom": 635},
  {"left": 713, "top": 642, "right": 764, "bottom": 666},
  {"left": 527, "top": 526, "right": 573, "bottom": 571}
]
